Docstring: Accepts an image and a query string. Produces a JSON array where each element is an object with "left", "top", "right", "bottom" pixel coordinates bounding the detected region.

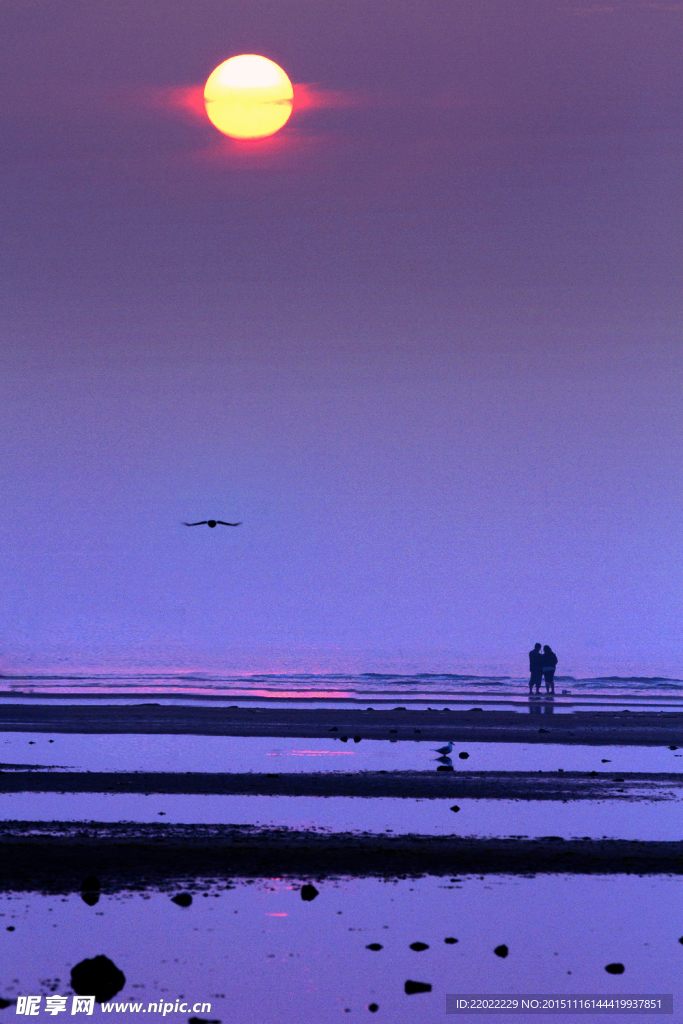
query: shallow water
[
  {"left": 3, "top": 733, "right": 682, "bottom": 774},
  {"left": 1, "top": 875, "right": 680, "bottom": 1023},
  {"left": 1, "top": 792, "right": 680, "bottom": 840}
]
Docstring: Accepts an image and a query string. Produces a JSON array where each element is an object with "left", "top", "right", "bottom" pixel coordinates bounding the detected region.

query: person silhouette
[
  {"left": 542, "top": 645, "right": 558, "bottom": 693},
  {"left": 528, "top": 643, "right": 543, "bottom": 694}
]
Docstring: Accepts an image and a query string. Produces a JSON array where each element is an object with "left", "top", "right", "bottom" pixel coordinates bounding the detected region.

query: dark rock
[
  {"left": 437, "top": 765, "right": 454, "bottom": 772},
  {"left": 601, "top": 759, "right": 611, "bottom": 763},
  {"left": 404, "top": 980, "right": 432, "bottom": 994},
  {"left": 409, "top": 942, "right": 429, "bottom": 951},
  {"left": 368, "top": 1004, "right": 379, "bottom": 1013},
  {"left": 340, "top": 737, "right": 348, "bottom": 742},
  {"left": 444, "top": 937, "right": 458, "bottom": 944},
  {"left": 300, "top": 884, "right": 319, "bottom": 902},
  {"left": 605, "top": 963, "right": 624, "bottom": 974},
  {"left": 70, "top": 955, "right": 125, "bottom": 1003},
  {"left": 81, "top": 892, "right": 100, "bottom": 907},
  {"left": 366, "top": 943, "right": 383, "bottom": 951},
  {"left": 80, "top": 876, "right": 101, "bottom": 893},
  {"left": 354, "top": 737, "right": 361, "bottom": 743},
  {"left": 171, "top": 893, "right": 193, "bottom": 907},
  {"left": 450, "top": 805, "right": 460, "bottom": 813},
  {"left": 494, "top": 945, "right": 509, "bottom": 958},
  {"left": 329, "top": 727, "right": 338, "bottom": 732},
  {"left": 0, "top": 997, "right": 11, "bottom": 1008},
  {"left": 6, "top": 927, "right": 14, "bottom": 932},
  {"left": 458, "top": 752, "right": 469, "bottom": 760},
  {"left": 679, "top": 936, "right": 683, "bottom": 945},
  {"left": 669, "top": 745, "right": 678, "bottom": 751}
]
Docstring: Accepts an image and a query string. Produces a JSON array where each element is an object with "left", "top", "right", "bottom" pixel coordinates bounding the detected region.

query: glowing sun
[{"left": 204, "top": 55, "right": 293, "bottom": 139}]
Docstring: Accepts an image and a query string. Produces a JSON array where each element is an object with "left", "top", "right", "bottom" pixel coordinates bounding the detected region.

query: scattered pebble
[
  {"left": 6, "top": 926, "right": 14, "bottom": 932},
  {"left": 601, "top": 759, "right": 611, "bottom": 763},
  {"left": 70, "top": 955, "right": 125, "bottom": 1004},
  {"left": 437, "top": 765, "right": 454, "bottom": 772},
  {"left": 354, "top": 737, "right": 361, "bottom": 743},
  {"left": 444, "top": 938, "right": 458, "bottom": 944},
  {"left": 81, "top": 892, "right": 99, "bottom": 907},
  {"left": 366, "top": 944, "right": 383, "bottom": 951},
  {"left": 494, "top": 945, "right": 509, "bottom": 958},
  {"left": 171, "top": 893, "right": 193, "bottom": 908},
  {"left": 458, "top": 752, "right": 469, "bottom": 760},
  {"left": 410, "top": 942, "right": 429, "bottom": 951},
  {"left": 450, "top": 806, "right": 460, "bottom": 813},
  {"left": 368, "top": 1004, "right": 379, "bottom": 1013},
  {"left": 340, "top": 737, "right": 348, "bottom": 742},
  {"left": 300, "top": 884, "right": 319, "bottom": 902},
  {"left": 404, "top": 980, "right": 432, "bottom": 995},
  {"left": 605, "top": 963, "right": 624, "bottom": 974},
  {"left": 669, "top": 745, "right": 678, "bottom": 751}
]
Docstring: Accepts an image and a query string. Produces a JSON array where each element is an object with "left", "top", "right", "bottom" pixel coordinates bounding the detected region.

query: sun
[{"left": 204, "top": 55, "right": 293, "bottom": 140}]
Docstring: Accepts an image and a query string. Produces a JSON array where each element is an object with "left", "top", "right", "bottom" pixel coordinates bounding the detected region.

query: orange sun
[{"left": 204, "top": 55, "right": 293, "bottom": 139}]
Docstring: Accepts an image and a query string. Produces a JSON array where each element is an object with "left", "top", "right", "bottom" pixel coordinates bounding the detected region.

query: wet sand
[
  {"left": 0, "top": 704, "right": 681, "bottom": 744},
  {"left": 0, "top": 822, "right": 680, "bottom": 888},
  {"left": 1, "top": 769, "right": 680, "bottom": 800}
]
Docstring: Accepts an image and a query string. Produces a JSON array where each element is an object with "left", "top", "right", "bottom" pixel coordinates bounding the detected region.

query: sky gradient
[{"left": 1, "top": 0, "right": 682, "bottom": 676}]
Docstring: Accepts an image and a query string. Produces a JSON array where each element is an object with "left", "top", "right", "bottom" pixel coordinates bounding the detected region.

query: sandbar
[{"left": 0, "top": 705, "right": 680, "bottom": 745}]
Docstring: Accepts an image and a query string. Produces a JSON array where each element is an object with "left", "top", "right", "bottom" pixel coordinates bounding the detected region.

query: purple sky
[{"left": 1, "top": 0, "right": 682, "bottom": 676}]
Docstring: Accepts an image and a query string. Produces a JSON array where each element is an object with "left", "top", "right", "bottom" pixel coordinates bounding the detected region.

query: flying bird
[{"left": 183, "top": 520, "right": 242, "bottom": 528}]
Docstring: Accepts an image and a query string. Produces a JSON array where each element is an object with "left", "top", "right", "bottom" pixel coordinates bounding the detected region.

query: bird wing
[
  {"left": 216, "top": 521, "right": 243, "bottom": 526},
  {"left": 183, "top": 521, "right": 208, "bottom": 526}
]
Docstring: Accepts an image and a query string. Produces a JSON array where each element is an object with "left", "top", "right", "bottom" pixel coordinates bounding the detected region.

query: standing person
[
  {"left": 528, "top": 643, "right": 543, "bottom": 694},
  {"left": 542, "top": 645, "right": 558, "bottom": 693}
]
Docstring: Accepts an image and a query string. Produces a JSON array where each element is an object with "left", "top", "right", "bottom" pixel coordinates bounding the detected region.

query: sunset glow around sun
[{"left": 204, "top": 55, "right": 293, "bottom": 139}]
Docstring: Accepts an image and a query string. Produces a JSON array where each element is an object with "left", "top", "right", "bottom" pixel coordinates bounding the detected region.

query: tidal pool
[
  {"left": 1, "top": 733, "right": 680, "bottom": 774},
  {"left": 0, "top": 874, "right": 680, "bottom": 1023},
  {"left": 0, "top": 792, "right": 680, "bottom": 840}
]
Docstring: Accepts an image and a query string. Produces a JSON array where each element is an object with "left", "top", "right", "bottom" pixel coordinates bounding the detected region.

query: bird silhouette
[
  {"left": 183, "top": 520, "right": 242, "bottom": 528},
  {"left": 433, "top": 741, "right": 454, "bottom": 756}
]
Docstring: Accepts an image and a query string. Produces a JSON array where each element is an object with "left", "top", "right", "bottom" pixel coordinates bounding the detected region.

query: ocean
[{"left": 1, "top": 672, "right": 681, "bottom": 711}]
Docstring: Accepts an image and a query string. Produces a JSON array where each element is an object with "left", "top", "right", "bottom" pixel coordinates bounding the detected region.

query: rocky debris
[
  {"left": 444, "top": 937, "right": 458, "bottom": 944},
  {"left": 300, "top": 884, "right": 319, "bottom": 901},
  {"left": 70, "top": 955, "right": 125, "bottom": 1003},
  {"left": 458, "top": 752, "right": 469, "bottom": 760},
  {"left": 368, "top": 1004, "right": 379, "bottom": 1013},
  {"left": 409, "top": 942, "right": 429, "bottom": 951},
  {"left": 366, "top": 944, "right": 383, "bottom": 951},
  {"left": 605, "top": 963, "right": 624, "bottom": 974},
  {"left": 171, "top": 892, "right": 193, "bottom": 907},
  {"left": 494, "top": 945, "right": 509, "bottom": 958},
  {"left": 450, "top": 806, "right": 460, "bottom": 812},
  {"left": 404, "top": 981, "right": 432, "bottom": 994}
]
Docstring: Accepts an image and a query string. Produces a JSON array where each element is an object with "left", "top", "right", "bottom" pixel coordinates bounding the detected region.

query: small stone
[
  {"left": 6, "top": 926, "right": 14, "bottom": 932},
  {"left": 366, "top": 943, "right": 383, "bottom": 951},
  {"left": 70, "top": 955, "right": 125, "bottom": 1004},
  {"left": 340, "top": 736, "right": 348, "bottom": 742},
  {"left": 81, "top": 876, "right": 100, "bottom": 893},
  {"left": 458, "top": 752, "right": 469, "bottom": 760},
  {"left": 444, "top": 937, "right": 458, "bottom": 944},
  {"left": 450, "top": 805, "right": 460, "bottom": 813},
  {"left": 410, "top": 942, "right": 429, "bottom": 951},
  {"left": 437, "top": 765, "right": 454, "bottom": 772},
  {"left": 171, "top": 893, "right": 192, "bottom": 907},
  {"left": 669, "top": 745, "right": 678, "bottom": 750},
  {"left": 404, "top": 980, "right": 432, "bottom": 995},
  {"left": 300, "top": 884, "right": 319, "bottom": 902},
  {"left": 601, "top": 759, "right": 611, "bottom": 763},
  {"left": 368, "top": 1004, "right": 379, "bottom": 1013},
  {"left": 605, "top": 963, "right": 624, "bottom": 974},
  {"left": 494, "top": 945, "right": 509, "bottom": 958},
  {"left": 354, "top": 737, "right": 361, "bottom": 743},
  {"left": 81, "top": 892, "right": 99, "bottom": 907}
]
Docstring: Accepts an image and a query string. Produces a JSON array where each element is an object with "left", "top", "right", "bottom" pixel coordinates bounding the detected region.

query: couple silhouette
[{"left": 528, "top": 643, "right": 558, "bottom": 694}]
